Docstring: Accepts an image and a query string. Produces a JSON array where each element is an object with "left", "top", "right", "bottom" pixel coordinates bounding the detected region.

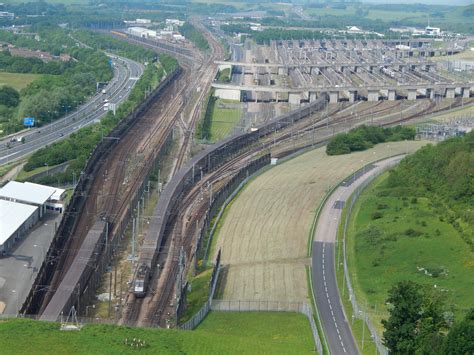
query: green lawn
[
  {"left": 210, "top": 99, "right": 241, "bottom": 142},
  {"left": 346, "top": 173, "right": 474, "bottom": 335},
  {"left": 0, "top": 312, "right": 314, "bottom": 354},
  {"left": 0, "top": 72, "right": 41, "bottom": 91}
]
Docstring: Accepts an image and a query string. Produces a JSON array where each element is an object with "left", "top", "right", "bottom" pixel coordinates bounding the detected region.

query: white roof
[
  {"left": 0, "top": 199, "right": 38, "bottom": 244},
  {"left": 0, "top": 181, "right": 53, "bottom": 205},
  {"left": 24, "top": 182, "right": 65, "bottom": 201}
]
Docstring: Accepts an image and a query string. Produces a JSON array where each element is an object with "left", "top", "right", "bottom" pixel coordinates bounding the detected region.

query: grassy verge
[
  {"left": 335, "top": 194, "right": 378, "bottom": 354},
  {"left": 345, "top": 172, "right": 473, "bottom": 338},
  {"left": 0, "top": 159, "right": 25, "bottom": 179},
  {"left": 179, "top": 267, "right": 213, "bottom": 324},
  {"left": 0, "top": 312, "right": 314, "bottom": 354},
  {"left": 16, "top": 164, "right": 57, "bottom": 181}
]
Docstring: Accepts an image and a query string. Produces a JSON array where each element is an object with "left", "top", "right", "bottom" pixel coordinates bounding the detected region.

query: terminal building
[{"left": 0, "top": 181, "right": 65, "bottom": 255}]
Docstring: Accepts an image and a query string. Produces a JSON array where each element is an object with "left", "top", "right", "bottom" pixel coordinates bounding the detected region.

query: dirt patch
[{"left": 214, "top": 141, "right": 428, "bottom": 302}]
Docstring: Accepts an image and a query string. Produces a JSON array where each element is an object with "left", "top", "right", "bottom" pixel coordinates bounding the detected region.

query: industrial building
[
  {"left": 0, "top": 181, "right": 66, "bottom": 255},
  {"left": 0, "top": 199, "right": 38, "bottom": 255},
  {"left": 0, "top": 181, "right": 65, "bottom": 215}
]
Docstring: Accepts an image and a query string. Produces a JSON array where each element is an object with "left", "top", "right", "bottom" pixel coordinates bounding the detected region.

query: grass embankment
[
  {"left": 179, "top": 267, "right": 213, "bottom": 324},
  {"left": 0, "top": 312, "right": 313, "bottom": 354},
  {"left": 197, "top": 95, "right": 241, "bottom": 142},
  {"left": 346, "top": 173, "right": 473, "bottom": 336},
  {"left": 0, "top": 72, "right": 42, "bottom": 91}
]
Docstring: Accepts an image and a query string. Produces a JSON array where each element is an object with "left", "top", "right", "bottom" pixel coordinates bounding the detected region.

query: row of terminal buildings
[{"left": 0, "top": 181, "right": 65, "bottom": 256}]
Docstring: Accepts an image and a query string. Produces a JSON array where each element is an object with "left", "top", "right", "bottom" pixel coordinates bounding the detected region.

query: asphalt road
[
  {"left": 0, "top": 55, "right": 143, "bottom": 166},
  {"left": 312, "top": 156, "right": 405, "bottom": 355}
]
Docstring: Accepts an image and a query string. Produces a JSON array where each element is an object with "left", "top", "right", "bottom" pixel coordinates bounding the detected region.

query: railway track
[
  {"left": 124, "top": 95, "right": 473, "bottom": 327},
  {"left": 39, "top": 50, "right": 201, "bottom": 314},
  {"left": 120, "top": 20, "right": 227, "bottom": 327},
  {"left": 172, "top": 21, "right": 226, "bottom": 175}
]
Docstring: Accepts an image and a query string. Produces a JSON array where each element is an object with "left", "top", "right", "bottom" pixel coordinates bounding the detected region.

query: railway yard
[{"left": 1, "top": 14, "right": 473, "bottom": 355}]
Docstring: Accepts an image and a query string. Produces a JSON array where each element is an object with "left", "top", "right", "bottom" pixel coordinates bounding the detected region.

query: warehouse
[
  {"left": 24, "top": 182, "right": 65, "bottom": 212},
  {"left": 0, "top": 199, "right": 38, "bottom": 255},
  {"left": 0, "top": 181, "right": 64, "bottom": 217}
]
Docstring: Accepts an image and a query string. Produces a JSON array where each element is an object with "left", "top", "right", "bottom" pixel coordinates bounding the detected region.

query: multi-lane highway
[{"left": 0, "top": 55, "right": 143, "bottom": 166}]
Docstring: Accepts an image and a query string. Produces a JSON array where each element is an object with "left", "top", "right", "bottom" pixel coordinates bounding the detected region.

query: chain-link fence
[
  {"left": 340, "top": 160, "right": 404, "bottom": 355},
  {"left": 179, "top": 251, "right": 222, "bottom": 331}
]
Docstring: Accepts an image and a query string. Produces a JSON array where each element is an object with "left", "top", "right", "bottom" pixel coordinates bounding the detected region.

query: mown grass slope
[{"left": 0, "top": 312, "right": 313, "bottom": 354}]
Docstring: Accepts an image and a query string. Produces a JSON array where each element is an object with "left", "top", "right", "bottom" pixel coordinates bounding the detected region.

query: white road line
[{"left": 321, "top": 243, "right": 348, "bottom": 353}]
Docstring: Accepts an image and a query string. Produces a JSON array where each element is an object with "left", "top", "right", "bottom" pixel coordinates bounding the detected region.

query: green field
[
  {"left": 0, "top": 312, "right": 313, "bottom": 354},
  {"left": 210, "top": 99, "right": 241, "bottom": 141},
  {"left": 0, "top": 72, "right": 41, "bottom": 91},
  {"left": 346, "top": 173, "right": 473, "bottom": 335}
]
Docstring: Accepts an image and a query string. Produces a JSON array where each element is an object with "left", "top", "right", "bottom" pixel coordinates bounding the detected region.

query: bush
[
  {"left": 404, "top": 228, "right": 423, "bottom": 237},
  {"left": 326, "top": 125, "right": 415, "bottom": 155},
  {"left": 372, "top": 211, "right": 383, "bottom": 220}
]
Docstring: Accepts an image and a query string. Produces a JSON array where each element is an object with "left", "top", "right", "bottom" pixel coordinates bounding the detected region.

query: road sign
[{"left": 23, "top": 117, "right": 35, "bottom": 127}]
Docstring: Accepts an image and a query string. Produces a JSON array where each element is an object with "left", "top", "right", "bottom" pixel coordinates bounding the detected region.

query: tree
[
  {"left": 443, "top": 309, "right": 474, "bottom": 354},
  {"left": 382, "top": 281, "right": 446, "bottom": 354},
  {"left": 382, "top": 281, "right": 424, "bottom": 354},
  {"left": 0, "top": 85, "right": 20, "bottom": 107}
]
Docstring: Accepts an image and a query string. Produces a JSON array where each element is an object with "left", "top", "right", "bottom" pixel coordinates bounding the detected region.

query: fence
[
  {"left": 341, "top": 159, "right": 403, "bottom": 355},
  {"left": 179, "top": 250, "right": 222, "bottom": 331},
  {"left": 211, "top": 300, "right": 323, "bottom": 354}
]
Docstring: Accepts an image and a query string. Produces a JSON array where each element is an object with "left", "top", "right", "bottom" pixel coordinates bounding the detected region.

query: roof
[
  {"left": 0, "top": 181, "right": 53, "bottom": 205},
  {"left": 24, "top": 182, "right": 65, "bottom": 201},
  {"left": 0, "top": 199, "right": 38, "bottom": 244}
]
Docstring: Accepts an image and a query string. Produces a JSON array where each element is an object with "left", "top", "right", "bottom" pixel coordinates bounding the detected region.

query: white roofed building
[
  {"left": 0, "top": 181, "right": 66, "bottom": 216},
  {"left": 0, "top": 199, "right": 39, "bottom": 255},
  {"left": 0, "top": 181, "right": 52, "bottom": 217}
]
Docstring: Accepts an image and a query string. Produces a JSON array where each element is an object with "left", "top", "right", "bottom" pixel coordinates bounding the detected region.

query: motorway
[
  {"left": 312, "top": 156, "right": 405, "bottom": 354},
  {"left": 0, "top": 55, "right": 143, "bottom": 166}
]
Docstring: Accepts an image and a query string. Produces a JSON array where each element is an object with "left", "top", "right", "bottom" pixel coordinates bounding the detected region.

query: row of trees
[
  {"left": 383, "top": 281, "right": 473, "bottom": 354},
  {"left": 0, "top": 51, "right": 73, "bottom": 75},
  {"left": 326, "top": 125, "right": 416, "bottom": 155},
  {"left": 72, "top": 30, "right": 158, "bottom": 63}
]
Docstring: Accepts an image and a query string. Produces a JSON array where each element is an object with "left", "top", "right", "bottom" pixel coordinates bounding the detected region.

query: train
[
  {"left": 131, "top": 93, "right": 329, "bottom": 298},
  {"left": 24, "top": 67, "right": 183, "bottom": 318},
  {"left": 133, "top": 264, "right": 151, "bottom": 298}
]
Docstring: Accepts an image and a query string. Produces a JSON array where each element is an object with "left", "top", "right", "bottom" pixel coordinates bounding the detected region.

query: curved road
[
  {"left": 312, "top": 156, "right": 405, "bottom": 355},
  {"left": 0, "top": 55, "right": 143, "bottom": 165}
]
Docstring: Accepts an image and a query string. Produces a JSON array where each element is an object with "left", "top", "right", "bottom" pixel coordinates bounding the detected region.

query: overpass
[
  {"left": 211, "top": 82, "right": 474, "bottom": 103},
  {"left": 215, "top": 60, "right": 436, "bottom": 75}
]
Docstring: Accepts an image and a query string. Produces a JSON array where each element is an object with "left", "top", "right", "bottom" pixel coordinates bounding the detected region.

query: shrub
[
  {"left": 404, "top": 228, "right": 423, "bottom": 237},
  {"left": 372, "top": 211, "right": 383, "bottom": 220}
]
